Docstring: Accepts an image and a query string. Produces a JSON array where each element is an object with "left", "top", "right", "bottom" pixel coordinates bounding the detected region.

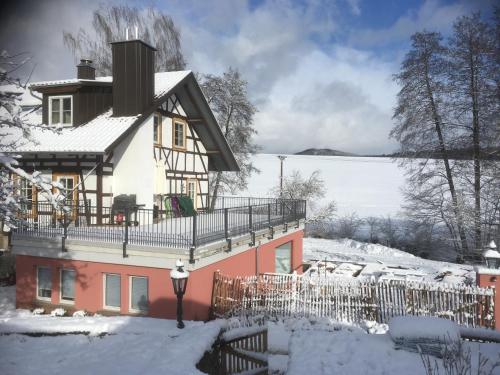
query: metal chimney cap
[{"left": 77, "top": 59, "right": 94, "bottom": 66}]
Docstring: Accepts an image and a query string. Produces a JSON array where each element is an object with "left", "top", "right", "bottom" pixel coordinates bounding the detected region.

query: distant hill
[{"left": 295, "top": 148, "right": 358, "bottom": 157}]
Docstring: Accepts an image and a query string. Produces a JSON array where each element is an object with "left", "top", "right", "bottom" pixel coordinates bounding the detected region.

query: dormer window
[{"left": 49, "top": 95, "right": 72, "bottom": 126}]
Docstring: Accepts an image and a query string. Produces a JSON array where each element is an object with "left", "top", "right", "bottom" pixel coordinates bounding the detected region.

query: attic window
[
  {"left": 49, "top": 95, "right": 72, "bottom": 126},
  {"left": 173, "top": 119, "right": 186, "bottom": 149}
]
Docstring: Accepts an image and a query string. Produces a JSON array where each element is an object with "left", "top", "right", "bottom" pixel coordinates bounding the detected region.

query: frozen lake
[{"left": 242, "top": 154, "right": 407, "bottom": 218}]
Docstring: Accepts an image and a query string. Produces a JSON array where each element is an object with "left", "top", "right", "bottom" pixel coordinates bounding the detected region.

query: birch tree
[
  {"left": 391, "top": 31, "right": 469, "bottom": 255},
  {"left": 63, "top": 5, "right": 185, "bottom": 75},
  {"left": 201, "top": 68, "right": 259, "bottom": 209}
]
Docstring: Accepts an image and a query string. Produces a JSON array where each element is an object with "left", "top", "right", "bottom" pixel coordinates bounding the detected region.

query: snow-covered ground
[
  {"left": 303, "top": 237, "right": 476, "bottom": 284},
  {"left": 2, "top": 286, "right": 499, "bottom": 374},
  {"left": 0, "top": 286, "right": 222, "bottom": 375},
  {"left": 242, "top": 153, "right": 406, "bottom": 217}
]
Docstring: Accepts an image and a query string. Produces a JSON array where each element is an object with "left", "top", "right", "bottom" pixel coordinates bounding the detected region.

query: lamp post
[
  {"left": 277, "top": 155, "right": 287, "bottom": 199},
  {"left": 170, "top": 259, "right": 189, "bottom": 328},
  {"left": 482, "top": 240, "right": 500, "bottom": 269}
]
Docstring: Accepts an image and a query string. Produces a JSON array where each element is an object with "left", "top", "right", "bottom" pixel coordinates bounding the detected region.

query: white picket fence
[{"left": 211, "top": 272, "right": 496, "bottom": 328}]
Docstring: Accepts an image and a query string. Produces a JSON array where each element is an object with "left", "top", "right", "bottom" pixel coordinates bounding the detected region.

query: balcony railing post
[
  {"left": 123, "top": 208, "right": 129, "bottom": 258},
  {"left": 61, "top": 210, "right": 68, "bottom": 252},
  {"left": 267, "top": 203, "right": 271, "bottom": 226},
  {"left": 249, "top": 205, "right": 253, "bottom": 232},
  {"left": 192, "top": 214, "right": 198, "bottom": 249},
  {"left": 224, "top": 208, "right": 229, "bottom": 240}
]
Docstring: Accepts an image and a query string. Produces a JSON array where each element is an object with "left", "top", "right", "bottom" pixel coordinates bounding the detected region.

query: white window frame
[
  {"left": 129, "top": 276, "right": 149, "bottom": 314},
  {"left": 48, "top": 95, "right": 73, "bottom": 126},
  {"left": 36, "top": 266, "right": 52, "bottom": 302},
  {"left": 103, "top": 273, "right": 121, "bottom": 311},
  {"left": 59, "top": 268, "right": 76, "bottom": 305}
]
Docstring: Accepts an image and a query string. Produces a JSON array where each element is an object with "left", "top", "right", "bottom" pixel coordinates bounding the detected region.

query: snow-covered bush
[
  {"left": 32, "top": 307, "right": 45, "bottom": 315},
  {"left": 50, "top": 308, "right": 66, "bottom": 317},
  {"left": 72, "top": 310, "right": 87, "bottom": 318}
]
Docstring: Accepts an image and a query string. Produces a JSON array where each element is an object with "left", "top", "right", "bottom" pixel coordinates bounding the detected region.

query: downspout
[{"left": 255, "top": 241, "right": 261, "bottom": 276}]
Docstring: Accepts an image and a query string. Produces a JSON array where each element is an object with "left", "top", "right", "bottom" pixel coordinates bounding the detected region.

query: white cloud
[{"left": 349, "top": 0, "right": 470, "bottom": 47}]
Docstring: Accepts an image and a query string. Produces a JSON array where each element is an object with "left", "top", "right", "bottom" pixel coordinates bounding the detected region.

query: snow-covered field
[
  {"left": 303, "top": 238, "right": 475, "bottom": 284},
  {"left": 243, "top": 153, "right": 406, "bottom": 217}
]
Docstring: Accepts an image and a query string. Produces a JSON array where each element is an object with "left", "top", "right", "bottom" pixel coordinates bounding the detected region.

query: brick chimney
[
  {"left": 110, "top": 39, "right": 157, "bottom": 117},
  {"left": 77, "top": 59, "right": 95, "bottom": 80}
]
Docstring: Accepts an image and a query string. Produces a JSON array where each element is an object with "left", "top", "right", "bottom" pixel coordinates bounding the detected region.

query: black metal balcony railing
[{"left": 13, "top": 197, "right": 306, "bottom": 261}]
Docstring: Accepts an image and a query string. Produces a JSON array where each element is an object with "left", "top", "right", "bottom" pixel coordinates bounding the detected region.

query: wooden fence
[{"left": 211, "top": 272, "right": 496, "bottom": 329}]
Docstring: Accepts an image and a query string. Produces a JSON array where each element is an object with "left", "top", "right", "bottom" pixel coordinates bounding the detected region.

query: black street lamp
[{"left": 170, "top": 259, "right": 189, "bottom": 329}]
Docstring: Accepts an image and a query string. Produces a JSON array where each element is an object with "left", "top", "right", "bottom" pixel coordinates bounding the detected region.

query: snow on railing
[{"left": 211, "top": 272, "right": 495, "bottom": 329}]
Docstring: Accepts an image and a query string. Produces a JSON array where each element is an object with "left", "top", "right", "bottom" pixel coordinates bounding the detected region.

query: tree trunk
[
  {"left": 425, "top": 73, "right": 470, "bottom": 255},
  {"left": 469, "top": 55, "right": 482, "bottom": 253}
]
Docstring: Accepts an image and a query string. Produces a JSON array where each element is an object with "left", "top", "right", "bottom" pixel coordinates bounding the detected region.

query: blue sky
[{"left": 0, "top": 0, "right": 496, "bottom": 154}]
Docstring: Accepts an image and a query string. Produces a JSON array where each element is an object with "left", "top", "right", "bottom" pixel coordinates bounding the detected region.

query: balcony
[{"left": 12, "top": 197, "right": 306, "bottom": 263}]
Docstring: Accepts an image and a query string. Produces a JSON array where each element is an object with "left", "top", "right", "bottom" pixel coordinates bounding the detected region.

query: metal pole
[
  {"left": 277, "top": 155, "right": 287, "bottom": 199},
  {"left": 176, "top": 293, "right": 185, "bottom": 329}
]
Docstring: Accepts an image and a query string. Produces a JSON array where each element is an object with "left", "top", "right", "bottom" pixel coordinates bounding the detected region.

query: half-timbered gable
[{"left": 14, "top": 38, "right": 238, "bottom": 221}]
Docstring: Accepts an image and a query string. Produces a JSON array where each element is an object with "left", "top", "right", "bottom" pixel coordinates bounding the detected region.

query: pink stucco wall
[{"left": 16, "top": 230, "right": 304, "bottom": 321}]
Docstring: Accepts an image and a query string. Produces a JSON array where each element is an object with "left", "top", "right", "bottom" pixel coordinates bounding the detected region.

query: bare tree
[
  {"left": 201, "top": 68, "right": 259, "bottom": 209},
  {"left": 377, "top": 216, "right": 400, "bottom": 248},
  {"left": 270, "top": 169, "right": 336, "bottom": 223},
  {"left": 63, "top": 5, "right": 185, "bottom": 75},
  {"left": 365, "top": 216, "right": 379, "bottom": 242},
  {"left": 391, "top": 31, "right": 469, "bottom": 255},
  {"left": 447, "top": 12, "right": 498, "bottom": 253},
  {"left": 335, "top": 212, "right": 363, "bottom": 239}
]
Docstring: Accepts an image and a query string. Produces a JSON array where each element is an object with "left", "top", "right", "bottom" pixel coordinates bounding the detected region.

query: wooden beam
[{"left": 96, "top": 155, "right": 103, "bottom": 225}]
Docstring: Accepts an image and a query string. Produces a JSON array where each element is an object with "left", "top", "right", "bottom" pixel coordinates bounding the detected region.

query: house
[{"left": 10, "top": 37, "right": 306, "bottom": 320}]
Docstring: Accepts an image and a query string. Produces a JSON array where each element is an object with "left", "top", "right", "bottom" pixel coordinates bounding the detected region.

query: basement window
[
  {"left": 37, "top": 266, "right": 52, "bottom": 301},
  {"left": 104, "top": 273, "right": 121, "bottom": 310},
  {"left": 130, "top": 276, "right": 148, "bottom": 313},
  {"left": 173, "top": 119, "right": 186, "bottom": 149},
  {"left": 49, "top": 95, "right": 72, "bottom": 126},
  {"left": 60, "top": 269, "right": 76, "bottom": 304}
]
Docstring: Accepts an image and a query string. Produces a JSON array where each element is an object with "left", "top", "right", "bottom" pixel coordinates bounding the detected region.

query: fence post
[
  {"left": 122, "top": 208, "right": 129, "bottom": 258},
  {"left": 267, "top": 203, "right": 271, "bottom": 226}
]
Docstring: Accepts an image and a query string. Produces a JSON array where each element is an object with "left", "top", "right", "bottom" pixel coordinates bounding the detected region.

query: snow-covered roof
[
  {"left": 29, "top": 71, "right": 190, "bottom": 101},
  {"left": 15, "top": 71, "right": 191, "bottom": 153},
  {"left": 14, "top": 110, "right": 139, "bottom": 153},
  {"left": 29, "top": 77, "right": 112, "bottom": 88}
]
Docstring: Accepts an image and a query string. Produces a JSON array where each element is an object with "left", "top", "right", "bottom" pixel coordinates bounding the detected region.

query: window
[
  {"left": 60, "top": 269, "right": 76, "bottom": 303},
  {"left": 130, "top": 276, "right": 148, "bottom": 313},
  {"left": 186, "top": 179, "right": 197, "bottom": 208},
  {"left": 37, "top": 266, "right": 52, "bottom": 300},
  {"left": 173, "top": 119, "right": 186, "bottom": 149},
  {"left": 275, "top": 242, "right": 292, "bottom": 274},
  {"left": 153, "top": 113, "right": 162, "bottom": 145},
  {"left": 104, "top": 274, "right": 121, "bottom": 310},
  {"left": 19, "top": 178, "right": 33, "bottom": 211},
  {"left": 49, "top": 96, "right": 72, "bottom": 126},
  {"left": 53, "top": 174, "right": 78, "bottom": 218}
]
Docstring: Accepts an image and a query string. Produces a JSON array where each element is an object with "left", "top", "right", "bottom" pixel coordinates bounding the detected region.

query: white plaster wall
[{"left": 112, "top": 115, "right": 155, "bottom": 208}]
